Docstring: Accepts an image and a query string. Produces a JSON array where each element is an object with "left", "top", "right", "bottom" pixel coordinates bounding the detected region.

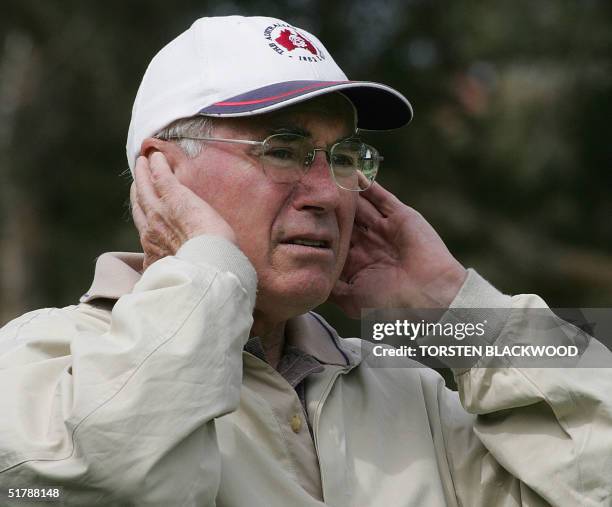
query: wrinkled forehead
[{"left": 211, "top": 92, "right": 357, "bottom": 141}]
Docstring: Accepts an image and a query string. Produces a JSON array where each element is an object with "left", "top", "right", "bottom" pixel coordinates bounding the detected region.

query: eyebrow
[
  {"left": 263, "top": 125, "right": 359, "bottom": 144},
  {"left": 265, "top": 125, "right": 312, "bottom": 137}
]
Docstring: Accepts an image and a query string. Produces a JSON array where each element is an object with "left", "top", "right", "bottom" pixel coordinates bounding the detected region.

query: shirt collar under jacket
[{"left": 79, "top": 250, "right": 359, "bottom": 368}]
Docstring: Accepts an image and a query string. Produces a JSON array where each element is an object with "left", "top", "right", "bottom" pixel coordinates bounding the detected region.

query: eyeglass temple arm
[
  {"left": 161, "top": 135, "right": 383, "bottom": 161},
  {"left": 160, "top": 135, "right": 263, "bottom": 147}
]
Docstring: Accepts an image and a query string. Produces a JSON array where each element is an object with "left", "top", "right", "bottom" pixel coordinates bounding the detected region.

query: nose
[{"left": 292, "top": 150, "right": 341, "bottom": 212}]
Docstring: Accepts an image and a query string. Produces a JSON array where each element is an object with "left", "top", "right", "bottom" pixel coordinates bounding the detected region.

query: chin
[{"left": 258, "top": 273, "right": 333, "bottom": 317}]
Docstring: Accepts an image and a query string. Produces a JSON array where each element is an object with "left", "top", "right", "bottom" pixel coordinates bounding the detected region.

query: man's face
[{"left": 173, "top": 94, "right": 358, "bottom": 321}]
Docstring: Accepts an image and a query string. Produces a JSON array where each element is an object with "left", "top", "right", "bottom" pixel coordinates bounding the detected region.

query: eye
[
  {"left": 331, "top": 153, "right": 356, "bottom": 167},
  {"left": 266, "top": 147, "right": 299, "bottom": 161}
]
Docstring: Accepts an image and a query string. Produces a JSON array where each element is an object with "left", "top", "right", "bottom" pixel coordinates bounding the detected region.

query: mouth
[{"left": 279, "top": 236, "right": 333, "bottom": 250}]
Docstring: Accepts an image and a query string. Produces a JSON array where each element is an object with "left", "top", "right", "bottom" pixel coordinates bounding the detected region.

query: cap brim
[{"left": 198, "top": 80, "right": 413, "bottom": 130}]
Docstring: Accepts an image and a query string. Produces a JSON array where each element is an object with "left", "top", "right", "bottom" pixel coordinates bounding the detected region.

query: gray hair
[{"left": 154, "top": 116, "right": 215, "bottom": 158}]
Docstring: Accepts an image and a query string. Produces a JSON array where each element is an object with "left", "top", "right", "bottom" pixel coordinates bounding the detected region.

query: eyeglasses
[{"left": 161, "top": 132, "right": 383, "bottom": 191}]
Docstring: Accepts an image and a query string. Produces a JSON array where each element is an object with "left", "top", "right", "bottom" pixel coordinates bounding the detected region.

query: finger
[
  {"left": 148, "top": 152, "right": 179, "bottom": 196},
  {"left": 360, "top": 181, "right": 403, "bottom": 218},
  {"left": 134, "top": 155, "right": 160, "bottom": 212},
  {"left": 130, "top": 183, "right": 148, "bottom": 234},
  {"left": 355, "top": 194, "right": 384, "bottom": 231}
]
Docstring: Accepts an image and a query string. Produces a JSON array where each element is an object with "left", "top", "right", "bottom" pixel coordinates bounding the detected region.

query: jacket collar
[
  {"left": 80, "top": 251, "right": 359, "bottom": 368},
  {"left": 79, "top": 252, "right": 143, "bottom": 304}
]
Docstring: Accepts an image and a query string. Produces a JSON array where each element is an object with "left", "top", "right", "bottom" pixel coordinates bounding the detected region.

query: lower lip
[{"left": 279, "top": 243, "right": 334, "bottom": 258}]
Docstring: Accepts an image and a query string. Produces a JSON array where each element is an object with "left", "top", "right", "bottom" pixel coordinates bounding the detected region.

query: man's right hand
[{"left": 130, "top": 152, "right": 237, "bottom": 270}]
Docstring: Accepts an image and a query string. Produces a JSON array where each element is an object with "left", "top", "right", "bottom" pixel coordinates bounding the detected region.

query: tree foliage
[{"left": 1, "top": 0, "right": 611, "bottom": 327}]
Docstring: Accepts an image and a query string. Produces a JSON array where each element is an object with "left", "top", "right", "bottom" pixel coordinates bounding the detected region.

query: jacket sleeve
[
  {"left": 429, "top": 269, "right": 612, "bottom": 507},
  {"left": 0, "top": 235, "right": 257, "bottom": 506}
]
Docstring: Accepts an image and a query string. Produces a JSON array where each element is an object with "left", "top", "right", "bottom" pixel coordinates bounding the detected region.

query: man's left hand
[{"left": 330, "top": 182, "right": 467, "bottom": 318}]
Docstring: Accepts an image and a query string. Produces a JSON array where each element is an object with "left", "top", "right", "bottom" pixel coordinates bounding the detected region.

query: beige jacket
[{"left": 0, "top": 235, "right": 610, "bottom": 506}]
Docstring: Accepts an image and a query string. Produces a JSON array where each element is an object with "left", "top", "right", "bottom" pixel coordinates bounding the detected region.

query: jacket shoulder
[{"left": 0, "top": 302, "right": 112, "bottom": 354}]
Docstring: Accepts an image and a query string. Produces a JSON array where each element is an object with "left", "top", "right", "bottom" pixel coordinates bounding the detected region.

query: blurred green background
[{"left": 1, "top": 0, "right": 611, "bottom": 332}]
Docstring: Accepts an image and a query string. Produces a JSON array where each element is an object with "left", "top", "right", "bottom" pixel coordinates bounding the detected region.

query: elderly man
[{"left": 0, "top": 15, "right": 610, "bottom": 507}]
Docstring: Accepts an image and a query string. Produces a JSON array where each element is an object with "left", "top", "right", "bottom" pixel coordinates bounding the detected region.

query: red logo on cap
[
  {"left": 275, "top": 29, "right": 317, "bottom": 55},
  {"left": 263, "top": 24, "right": 325, "bottom": 62}
]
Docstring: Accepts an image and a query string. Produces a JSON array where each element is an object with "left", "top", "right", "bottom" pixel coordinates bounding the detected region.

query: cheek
[
  {"left": 178, "top": 163, "right": 251, "bottom": 227},
  {"left": 175, "top": 155, "right": 285, "bottom": 267},
  {"left": 196, "top": 175, "right": 280, "bottom": 264},
  {"left": 175, "top": 163, "right": 216, "bottom": 204}
]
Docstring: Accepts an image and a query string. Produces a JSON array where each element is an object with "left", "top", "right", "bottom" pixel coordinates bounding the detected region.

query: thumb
[
  {"left": 329, "top": 280, "right": 357, "bottom": 315},
  {"left": 330, "top": 279, "right": 351, "bottom": 300}
]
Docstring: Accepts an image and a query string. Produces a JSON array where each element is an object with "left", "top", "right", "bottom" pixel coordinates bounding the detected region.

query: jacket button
[{"left": 290, "top": 414, "right": 302, "bottom": 433}]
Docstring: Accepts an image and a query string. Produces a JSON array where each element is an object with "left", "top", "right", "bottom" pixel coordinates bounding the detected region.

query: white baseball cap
[{"left": 126, "top": 15, "right": 413, "bottom": 172}]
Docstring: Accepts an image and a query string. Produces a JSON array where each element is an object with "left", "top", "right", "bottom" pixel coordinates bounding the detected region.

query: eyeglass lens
[{"left": 261, "top": 134, "right": 379, "bottom": 191}]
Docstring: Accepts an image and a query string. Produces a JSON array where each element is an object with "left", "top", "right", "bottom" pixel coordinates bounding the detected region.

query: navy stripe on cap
[
  {"left": 199, "top": 80, "right": 413, "bottom": 130},
  {"left": 199, "top": 80, "right": 345, "bottom": 114}
]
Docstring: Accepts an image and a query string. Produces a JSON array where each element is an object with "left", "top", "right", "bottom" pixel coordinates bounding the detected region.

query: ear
[{"left": 140, "top": 137, "right": 186, "bottom": 173}]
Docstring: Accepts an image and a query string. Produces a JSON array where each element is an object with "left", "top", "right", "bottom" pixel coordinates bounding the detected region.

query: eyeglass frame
[{"left": 156, "top": 132, "right": 383, "bottom": 192}]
